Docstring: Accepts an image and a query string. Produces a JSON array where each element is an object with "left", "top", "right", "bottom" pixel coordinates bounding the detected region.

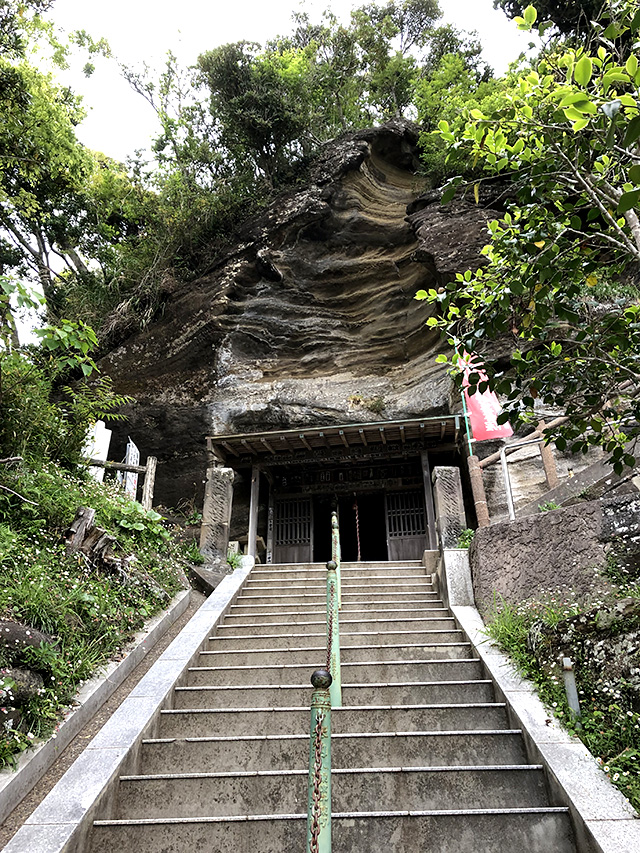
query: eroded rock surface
[{"left": 103, "top": 121, "right": 500, "bottom": 505}]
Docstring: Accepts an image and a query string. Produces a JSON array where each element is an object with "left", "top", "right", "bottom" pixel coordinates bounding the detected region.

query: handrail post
[
  {"left": 331, "top": 512, "right": 341, "bottom": 608},
  {"left": 326, "top": 560, "right": 342, "bottom": 708},
  {"left": 306, "top": 669, "right": 332, "bottom": 853}
]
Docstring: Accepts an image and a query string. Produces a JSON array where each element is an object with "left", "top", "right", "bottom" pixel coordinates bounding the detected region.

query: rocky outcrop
[{"left": 102, "top": 121, "right": 501, "bottom": 506}]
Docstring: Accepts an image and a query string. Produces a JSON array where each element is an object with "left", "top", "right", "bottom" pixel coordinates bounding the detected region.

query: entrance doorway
[{"left": 311, "top": 493, "right": 388, "bottom": 562}]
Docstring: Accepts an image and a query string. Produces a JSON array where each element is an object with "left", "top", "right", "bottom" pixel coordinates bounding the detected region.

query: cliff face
[{"left": 102, "top": 121, "right": 499, "bottom": 506}]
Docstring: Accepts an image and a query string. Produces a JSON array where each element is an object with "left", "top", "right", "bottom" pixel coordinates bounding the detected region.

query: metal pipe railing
[
  {"left": 306, "top": 512, "right": 344, "bottom": 852},
  {"left": 326, "top": 559, "right": 342, "bottom": 708},
  {"left": 306, "top": 669, "right": 332, "bottom": 853}
]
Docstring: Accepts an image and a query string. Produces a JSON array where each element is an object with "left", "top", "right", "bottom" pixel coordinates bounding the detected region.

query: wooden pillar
[
  {"left": 141, "top": 456, "right": 157, "bottom": 511},
  {"left": 467, "top": 454, "right": 490, "bottom": 527},
  {"left": 247, "top": 465, "right": 260, "bottom": 559},
  {"left": 538, "top": 421, "right": 559, "bottom": 489},
  {"left": 421, "top": 451, "right": 438, "bottom": 550},
  {"left": 266, "top": 488, "right": 275, "bottom": 564}
]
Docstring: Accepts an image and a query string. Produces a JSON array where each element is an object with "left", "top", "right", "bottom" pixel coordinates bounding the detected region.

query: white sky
[{"left": 49, "top": 0, "right": 535, "bottom": 162}]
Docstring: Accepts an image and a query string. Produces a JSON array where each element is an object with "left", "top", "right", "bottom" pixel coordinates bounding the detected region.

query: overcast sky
[{"left": 49, "top": 0, "right": 535, "bottom": 162}]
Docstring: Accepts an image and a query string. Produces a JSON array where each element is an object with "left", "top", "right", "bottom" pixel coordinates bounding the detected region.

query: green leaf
[
  {"left": 441, "top": 183, "right": 458, "bottom": 204},
  {"left": 617, "top": 189, "right": 640, "bottom": 214},
  {"left": 574, "top": 55, "right": 593, "bottom": 87},
  {"left": 626, "top": 56, "right": 639, "bottom": 77},
  {"left": 629, "top": 164, "right": 640, "bottom": 184},
  {"left": 523, "top": 5, "right": 537, "bottom": 25},
  {"left": 435, "top": 354, "right": 448, "bottom": 363},
  {"left": 415, "top": 290, "right": 428, "bottom": 300},
  {"left": 623, "top": 115, "right": 640, "bottom": 148}
]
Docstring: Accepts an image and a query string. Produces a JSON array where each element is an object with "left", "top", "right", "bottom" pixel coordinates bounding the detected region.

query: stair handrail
[{"left": 306, "top": 514, "right": 344, "bottom": 852}]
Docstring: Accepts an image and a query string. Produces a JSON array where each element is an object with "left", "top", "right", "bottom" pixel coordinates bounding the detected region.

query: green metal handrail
[
  {"left": 306, "top": 512, "right": 344, "bottom": 852},
  {"left": 306, "top": 669, "right": 332, "bottom": 853}
]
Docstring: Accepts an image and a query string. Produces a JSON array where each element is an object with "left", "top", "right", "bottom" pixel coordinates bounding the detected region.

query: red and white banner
[{"left": 460, "top": 352, "right": 513, "bottom": 442}]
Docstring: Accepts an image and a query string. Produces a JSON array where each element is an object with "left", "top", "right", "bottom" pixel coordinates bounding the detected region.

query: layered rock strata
[{"left": 102, "top": 121, "right": 501, "bottom": 506}]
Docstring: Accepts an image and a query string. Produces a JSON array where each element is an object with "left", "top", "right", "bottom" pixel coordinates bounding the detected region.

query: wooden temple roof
[{"left": 206, "top": 415, "right": 463, "bottom": 465}]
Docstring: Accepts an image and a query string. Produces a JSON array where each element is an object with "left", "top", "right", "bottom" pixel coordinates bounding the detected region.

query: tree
[
  {"left": 494, "top": 0, "right": 604, "bottom": 37},
  {"left": 419, "top": 2, "right": 640, "bottom": 472},
  {"left": 352, "top": 0, "right": 441, "bottom": 117}
]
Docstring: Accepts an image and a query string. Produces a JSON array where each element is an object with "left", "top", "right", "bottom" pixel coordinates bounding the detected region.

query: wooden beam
[
  {"left": 221, "top": 441, "right": 239, "bottom": 457},
  {"left": 440, "top": 421, "right": 446, "bottom": 440},
  {"left": 241, "top": 439, "right": 257, "bottom": 455},
  {"left": 379, "top": 427, "right": 387, "bottom": 445},
  {"left": 339, "top": 430, "right": 349, "bottom": 448},
  {"left": 319, "top": 432, "right": 330, "bottom": 449},
  {"left": 247, "top": 466, "right": 260, "bottom": 559},
  {"left": 421, "top": 450, "right": 438, "bottom": 550},
  {"left": 279, "top": 435, "right": 293, "bottom": 452},
  {"left": 399, "top": 425, "right": 406, "bottom": 444},
  {"left": 358, "top": 428, "right": 368, "bottom": 447},
  {"left": 260, "top": 437, "right": 275, "bottom": 454},
  {"left": 88, "top": 459, "right": 147, "bottom": 474},
  {"left": 299, "top": 434, "right": 312, "bottom": 451}
]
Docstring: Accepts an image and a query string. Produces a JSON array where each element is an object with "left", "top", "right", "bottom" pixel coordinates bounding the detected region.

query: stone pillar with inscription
[
  {"left": 432, "top": 466, "right": 468, "bottom": 549},
  {"left": 199, "top": 466, "right": 235, "bottom": 565}
]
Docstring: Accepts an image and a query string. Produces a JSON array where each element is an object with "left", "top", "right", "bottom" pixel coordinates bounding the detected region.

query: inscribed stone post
[
  {"left": 432, "top": 466, "right": 467, "bottom": 549},
  {"left": 199, "top": 466, "right": 235, "bottom": 565}
]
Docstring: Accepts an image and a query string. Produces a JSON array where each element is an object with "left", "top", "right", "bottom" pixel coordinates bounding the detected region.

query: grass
[
  {"left": 0, "top": 461, "right": 192, "bottom": 769},
  {"left": 485, "top": 579, "right": 640, "bottom": 812}
]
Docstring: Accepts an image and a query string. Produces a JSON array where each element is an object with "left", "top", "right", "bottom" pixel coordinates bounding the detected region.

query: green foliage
[
  {"left": 226, "top": 550, "right": 242, "bottom": 570},
  {"left": 538, "top": 500, "right": 560, "bottom": 512},
  {"left": 115, "top": 503, "right": 170, "bottom": 544},
  {"left": 0, "top": 462, "right": 186, "bottom": 767},
  {"left": 494, "top": 0, "right": 604, "bottom": 37},
  {"left": 422, "top": 3, "right": 640, "bottom": 472},
  {"left": 456, "top": 527, "right": 475, "bottom": 548},
  {"left": 486, "top": 590, "right": 640, "bottom": 811},
  {"left": 0, "top": 280, "right": 130, "bottom": 467}
]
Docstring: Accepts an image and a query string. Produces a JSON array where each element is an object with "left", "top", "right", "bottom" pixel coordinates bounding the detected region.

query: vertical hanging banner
[{"left": 460, "top": 352, "right": 513, "bottom": 441}]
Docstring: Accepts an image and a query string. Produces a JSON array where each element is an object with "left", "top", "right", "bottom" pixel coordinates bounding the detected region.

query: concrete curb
[
  {"left": 1, "top": 562, "right": 253, "bottom": 853},
  {"left": 453, "top": 604, "right": 640, "bottom": 853},
  {"left": 0, "top": 587, "right": 192, "bottom": 827}
]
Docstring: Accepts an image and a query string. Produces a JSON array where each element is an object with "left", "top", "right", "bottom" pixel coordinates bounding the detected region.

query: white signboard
[{"left": 83, "top": 421, "right": 112, "bottom": 483}]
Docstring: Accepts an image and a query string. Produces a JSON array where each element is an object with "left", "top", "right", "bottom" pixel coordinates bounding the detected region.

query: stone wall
[{"left": 469, "top": 493, "right": 640, "bottom": 613}]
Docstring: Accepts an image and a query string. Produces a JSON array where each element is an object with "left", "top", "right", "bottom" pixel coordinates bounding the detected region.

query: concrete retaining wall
[{"left": 469, "top": 493, "right": 640, "bottom": 613}]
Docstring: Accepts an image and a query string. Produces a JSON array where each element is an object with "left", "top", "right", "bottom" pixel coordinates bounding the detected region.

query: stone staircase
[{"left": 87, "top": 560, "right": 576, "bottom": 852}]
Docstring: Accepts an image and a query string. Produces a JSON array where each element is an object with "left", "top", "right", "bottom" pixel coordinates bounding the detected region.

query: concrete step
[
  {"left": 222, "top": 607, "right": 451, "bottom": 624},
  {"left": 230, "top": 598, "right": 443, "bottom": 614},
  {"left": 197, "top": 641, "right": 472, "bottom": 666},
  {"left": 140, "top": 729, "right": 528, "bottom": 774},
  {"left": 242, "top": 578, "right": 435, "bottom": 595},
  {"left": 233, "top": 590, "right": 439, "bottom": 606},
  {"left": 217, "top": 616, "right": 457, "bottom": 635},
  {"left": 187, "top": 658, "right": 485, "bottom": 686},
  {"left": 248, "top": 567, "right": 429, "bottom": 583},
  {"left": 179, "top": 680, "right": 496, "bottom": 706},
  {"left": 205, "top": 629, "right": 464, "bottom": 651},
  {"left": 115, "top": 764, "right": 550, "bottom": 819},
  {"left": 161, "top": 703, "right": 509, "bottom": 735},
  {"left": 91, "top": 809, "right": 574, "bottom": 853}
]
